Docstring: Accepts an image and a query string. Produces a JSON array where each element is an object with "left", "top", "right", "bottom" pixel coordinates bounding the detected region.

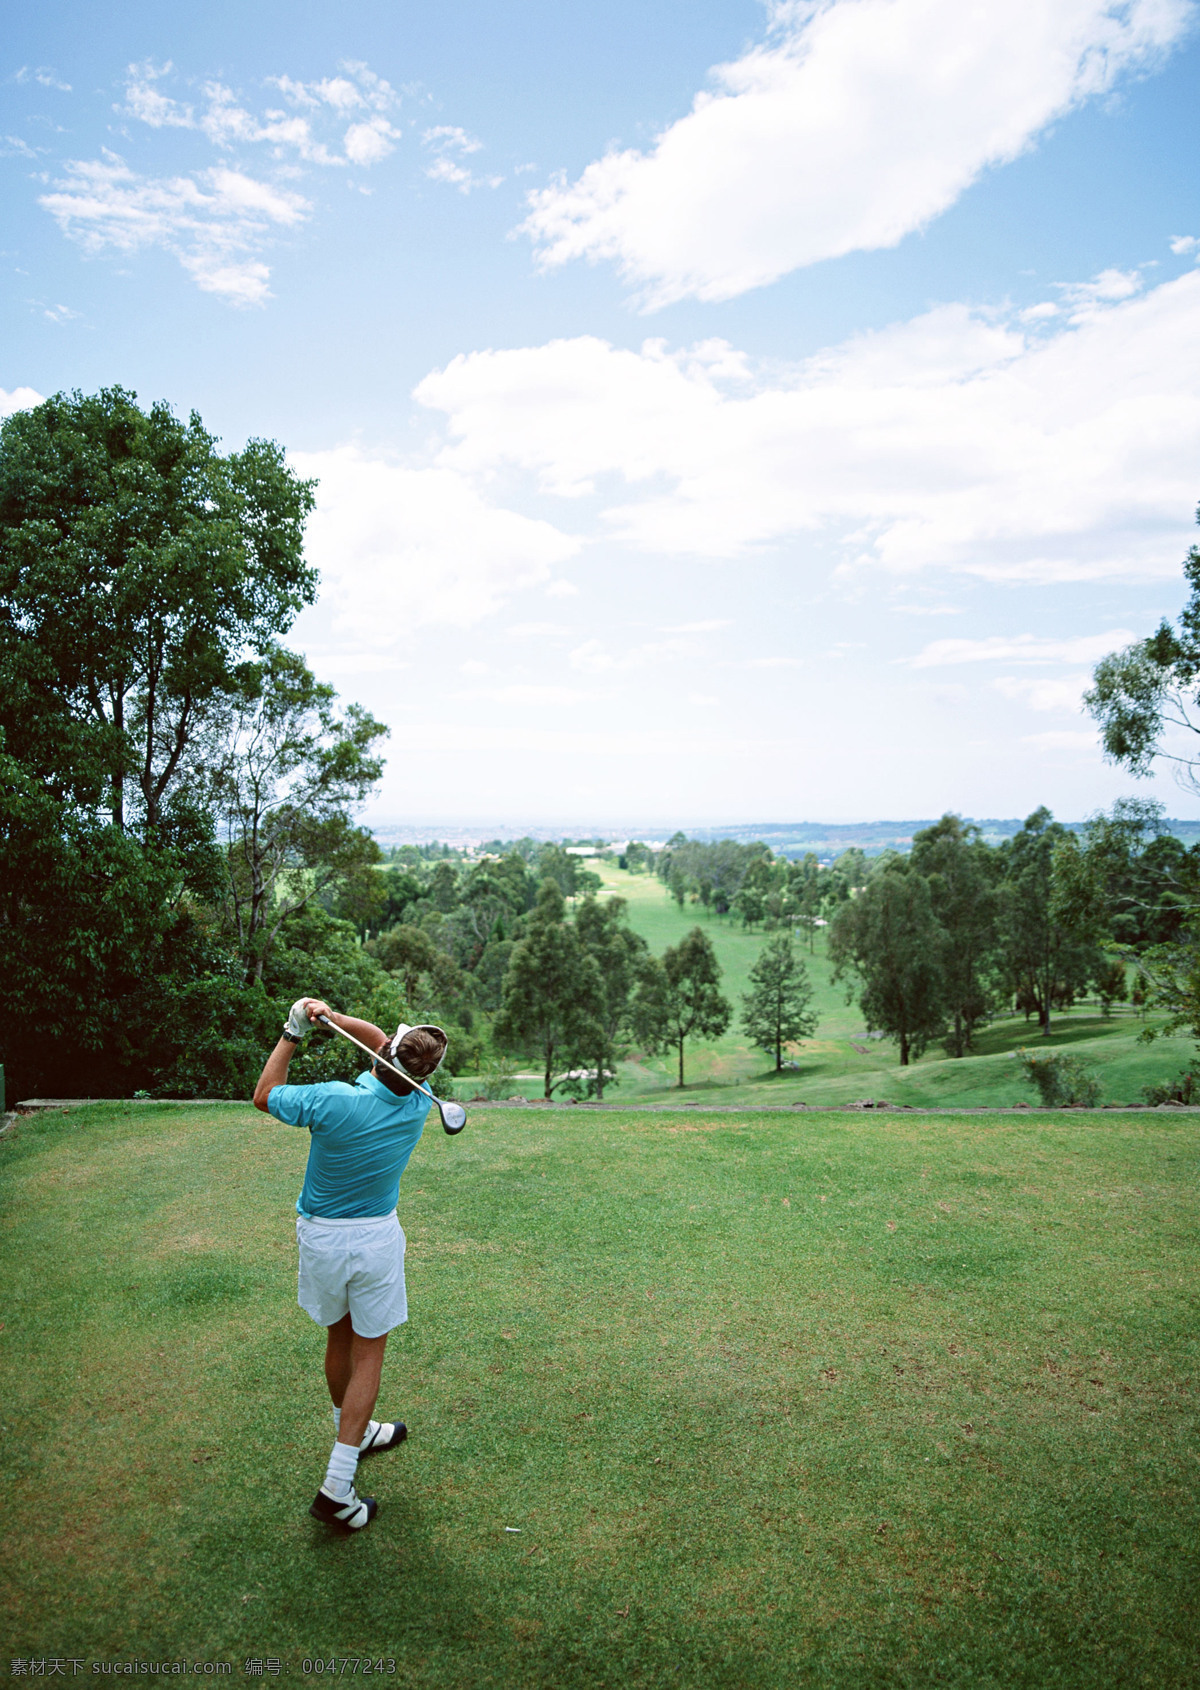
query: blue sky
[{"left": 5, "top": 0, "right": 1200, "bottom": 827}]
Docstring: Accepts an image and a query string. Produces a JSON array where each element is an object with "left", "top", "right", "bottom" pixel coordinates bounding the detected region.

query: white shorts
[{"left": 296, "top": 1211, "right": 407, "bottom": 1338}]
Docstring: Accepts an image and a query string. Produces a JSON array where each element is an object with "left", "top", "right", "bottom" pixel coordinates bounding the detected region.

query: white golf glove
[{"left": 284, "top": 998, "right": 312, "bottom": 1040}]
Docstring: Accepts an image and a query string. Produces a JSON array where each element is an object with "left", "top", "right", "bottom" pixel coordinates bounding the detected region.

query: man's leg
[
  {"left": 338, "top": 1329, "right": 388, "bottom": 1448},
  {"left": 311, "top": 1329, "right": 389, "bottom": 1529},
  {"left": 324, "top": 1313, "right": 354, "bottom": 1410}
]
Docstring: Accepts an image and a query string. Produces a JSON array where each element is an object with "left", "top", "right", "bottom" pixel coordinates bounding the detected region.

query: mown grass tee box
[{"left": 1, "top": 1100, "right": 1197, "bottom": 1689}]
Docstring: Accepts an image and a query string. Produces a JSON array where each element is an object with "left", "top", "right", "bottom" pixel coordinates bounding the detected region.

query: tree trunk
[
  {"left": 899, "top": 1030, "right": 910, "bottom": 1066},
  {"left": 775, "top": 1025, "right": 782, "bottom": 1070},
  {"left": 543, "top": 1038, "right": 554, "bottom": 1101},
  {"left": 594, "top": 1050, "right": 605, "bottom": 1102},
  {"left": 111, "top": 691, "right": 125, "bottom": 832},
  {"left": 677, "top": 1036, "right": 685, "bottom": 1088}
]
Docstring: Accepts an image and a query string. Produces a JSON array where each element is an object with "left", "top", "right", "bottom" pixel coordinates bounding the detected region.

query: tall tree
[
  {"left": 741, "top": 935, "right": 818, "bottom": 1070},
  {"left": 494, "top": 880, "right": 603, "bottom": 1099},
  {"left": 0, "top": 387, "right": 316, "bottom": 835},
  {"left": 783, "top": 853, "right": 823, "bottom": 949},
  {"left": 1085, "top": 502, "right": 1200, "bottom": 794},
  {"left": 206, "top": 646, "right": 387, "bottom": 983},
  {"left": 910, "top": 814, "right": 1000, "bottom": 1057},
  {"left": 997, "top": 808, "right": 1097, "bottom": 1036},
  {"left": 829, "top": 861, "right": 945, "bottom": 1065},
  {"left": 654, "top": 926, "right": 732, "bottom": 1087},
  {"left": 1050, "top": 798, "right": 1200, "bottom": 1040},
  {"left": 572, "top": 894, "right": 655, "bottom": 1100}
]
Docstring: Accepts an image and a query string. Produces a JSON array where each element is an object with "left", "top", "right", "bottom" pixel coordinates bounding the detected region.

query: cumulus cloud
[
  {"left": 40, "top": 60, "right": 403, "bottom": 303},
  {"left": 414, "top": 267, "right": 1200, "bottom": 583},
  {"left": 0, "top": 385, "right": 44, "bottom": 417},
  {"left": 522, "top": 0, "right": 1194, "bottom": 305},
  {"left": 911, "top": 632, "right": 1136, "bottom": 666},
  {"left": 288, "top": 446, "right": 581, "bottom": 635}
]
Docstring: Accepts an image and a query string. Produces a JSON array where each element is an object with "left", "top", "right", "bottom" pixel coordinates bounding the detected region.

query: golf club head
[{"left": 440, "top": 1100, "right": 467, "bottom": 1135}]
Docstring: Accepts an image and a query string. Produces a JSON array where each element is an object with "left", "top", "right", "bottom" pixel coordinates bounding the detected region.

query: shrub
[
  {"left": 1017, "top": 1049, "right": 1102, "bottom": 1106},
  {"left": 1142, "top": 1071, "right": 1199, "bottom": 1105}
]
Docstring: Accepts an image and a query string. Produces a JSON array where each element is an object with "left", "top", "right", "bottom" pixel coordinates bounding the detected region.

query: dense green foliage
[{"left": 0, "top": 390, "right": 387, "bottom": 1100}]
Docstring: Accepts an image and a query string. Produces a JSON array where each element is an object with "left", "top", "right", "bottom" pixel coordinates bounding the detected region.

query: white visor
[{"left": 387, "top": 1022, "right": 448, "bottom": 1079}]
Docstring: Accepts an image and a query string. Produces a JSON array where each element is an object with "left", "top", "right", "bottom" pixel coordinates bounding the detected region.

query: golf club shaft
[{"left": 316, "top": 1014, "right": 438, "bottom": 1108}]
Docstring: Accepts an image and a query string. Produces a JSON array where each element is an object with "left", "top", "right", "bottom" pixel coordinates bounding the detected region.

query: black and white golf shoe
[
  {"left": 309, "top": 1483, "right": 377, "bottom": 1530},
  {"left": 359, "top": 1420, "right": 407, "bottom": 1458}
]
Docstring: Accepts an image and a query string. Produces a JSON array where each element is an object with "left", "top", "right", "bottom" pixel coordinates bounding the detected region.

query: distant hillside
[
  {"left": 365, "top": 817, "right": 1200, "bottom": 860},
  {"left": 685, "top": 819, "right": 1200, "bottom": 858}
]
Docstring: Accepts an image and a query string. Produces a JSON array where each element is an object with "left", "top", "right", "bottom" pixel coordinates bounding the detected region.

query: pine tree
[{"left": 741, "top": 936, "right": 818, "bottom": 1070}]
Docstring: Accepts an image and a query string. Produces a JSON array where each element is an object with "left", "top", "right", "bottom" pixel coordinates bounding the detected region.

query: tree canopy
[{"left": 0, "top": 387, "right": 316, "bottom": 836}]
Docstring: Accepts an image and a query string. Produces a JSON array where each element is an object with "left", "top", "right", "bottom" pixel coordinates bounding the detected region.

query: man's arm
[
  {"left": 252, "top": 1000, "right": 388, "bottom": 1114},
  {"left": 302, "top": 999, "right": 387, "bottom": 1050},
  {"left": 253, "top": 1036, "right": 297, "bottom": 1113}
]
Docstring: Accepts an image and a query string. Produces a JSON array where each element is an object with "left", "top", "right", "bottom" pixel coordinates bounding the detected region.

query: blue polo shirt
[{"left": 268, "top": 1070, "right": 432, "bottom": 1219}]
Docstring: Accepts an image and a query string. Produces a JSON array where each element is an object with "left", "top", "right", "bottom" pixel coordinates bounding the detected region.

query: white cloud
[
  {"left": 993, "top": 671, "right": 1094, "bottom": 710},
  {"left": 1021, "top": 730, "right": 1099, "bottom": 749},
  {"left": 14, "top": 65, "right": 71, "bottom": 92},
  {"left": 569, "top": 636, "right": 694, "bottom": 672},
  {"left": 121, "top": 62, "right": 194, "bottom": 128},
  {"left": 545, "top": 578, "right": 580, "bottom": 597},
  {"left": 522, "top": 0, "right": 1194, "bottom": 305},
  {"left": 40, "top": 154, "right": 308, "bottom": 305},
  {"left": 39, "top": 60, "right": 405, "bottom": 301},
  {"left": 414, "top": 268, "right": 1200, "bottom": 583},
  {"left": 664, "top": 618, "right": 731, "bottom": 632},
  {"left": 308, "top": 653, "right": 409, "bottom": 677},
  {"left": 0, "top": 385, "right": 44, "bottom": 417},
  {"left": 472, "top": 684, "right": 589, "bottom": 706},
  {"left": 344, "top": 116, "right": 400, "bottom": 166},
  {"left": 1170, "top": 234, "right": 1199, "bottom": 255},
  {"left": 289, "top": 446, "right": 581, "bottom": 635},
  {"left": 912, "top": 631, "right": 1136, "bottom": 667},
  {"left": 422, "top": 126, "right": 501, "bottom": 192}
]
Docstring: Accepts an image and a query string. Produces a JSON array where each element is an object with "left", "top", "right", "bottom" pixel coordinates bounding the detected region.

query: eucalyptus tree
[
  {"left": 997, "top": 809, "right": 1097, "bottom": 1035},
  {"left": 829, "top": 860, "right": 945, "bottom": 1065},
  {"left": 495, "top": 879, "right": 604, "bottom": 1099},
  {"left": 206, "top": 646, "right": 387, "bottom": 983},
  {"left": 652, "top": 926, "right": 732, "bottom": 1087},
  {"left": 572, "top": 894, "right": 656, "bottom": 1100},
  {"left": 911, "top": 814, "right": 1000, "bottom": 1056}
]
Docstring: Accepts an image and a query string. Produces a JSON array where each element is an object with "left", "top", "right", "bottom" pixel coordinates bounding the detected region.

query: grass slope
[{"left": 2, "top": 1101, "right": 1197, "bottom": 1687}]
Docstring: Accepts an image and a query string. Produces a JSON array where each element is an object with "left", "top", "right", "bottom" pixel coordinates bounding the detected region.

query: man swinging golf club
[{"left": 253, "top": 997, "right": 449, "bottom": 1530}]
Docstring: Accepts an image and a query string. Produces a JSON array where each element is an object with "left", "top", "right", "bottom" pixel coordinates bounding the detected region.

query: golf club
[{"left": 316, "top": 1015, "right": 467, "bottom": 1134}]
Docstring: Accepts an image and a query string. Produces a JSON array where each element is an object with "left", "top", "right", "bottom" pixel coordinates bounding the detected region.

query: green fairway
[
  {"left": 467, "top": 860, "right": 1176, "bottom": 1109},
  {"left": 2, "top": 1100, "right": 1197, "bottom": 1687}
]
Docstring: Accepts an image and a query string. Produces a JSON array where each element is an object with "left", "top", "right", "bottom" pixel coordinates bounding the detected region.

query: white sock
[
  {"left": 332, "top": 1406, "right": 341, "bottom": 1434},
  {"left": 324, "top": 1440, "right": 359, "bottom": 1499},
  {"left": 360, "top": 1419, "right": 380, "bottom": 1449}
]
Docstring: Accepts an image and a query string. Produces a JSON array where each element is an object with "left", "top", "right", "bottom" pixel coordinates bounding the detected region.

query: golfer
[{"left": 253, "top": 997, "right": 447, "bottom": 1530}]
